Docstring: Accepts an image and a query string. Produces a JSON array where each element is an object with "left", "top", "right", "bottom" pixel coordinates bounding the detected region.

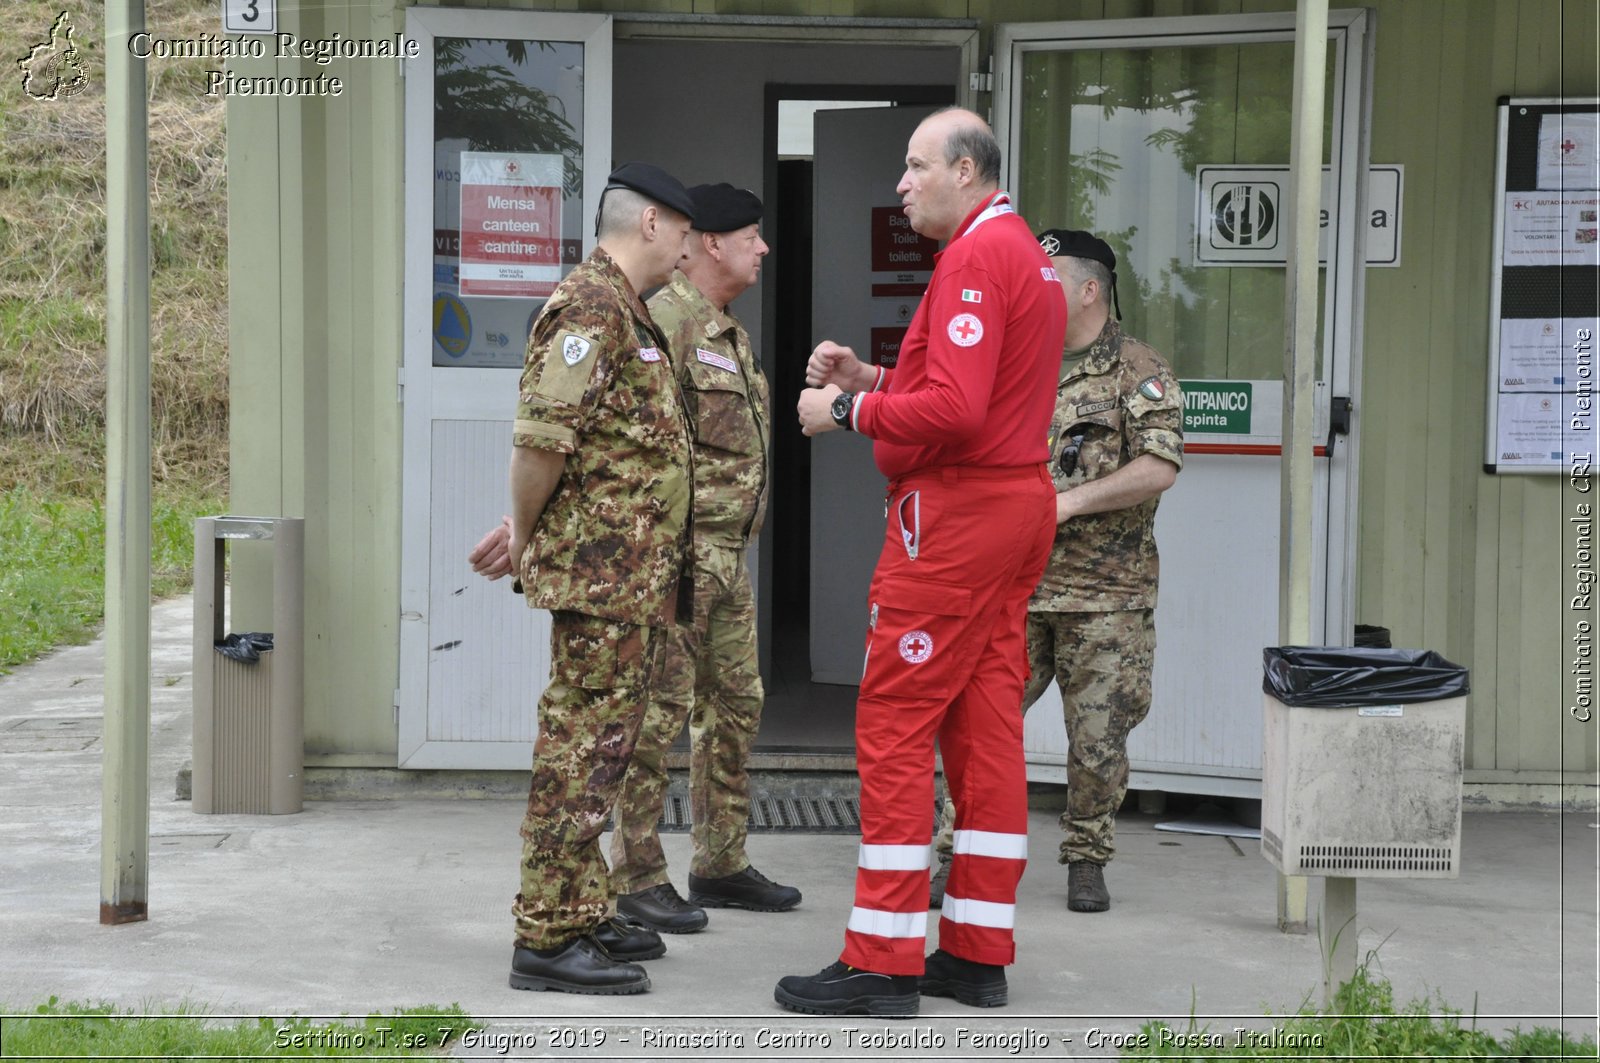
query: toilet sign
[{"left": 1196, "top": 165, "right": 1403, "bottom": 267}]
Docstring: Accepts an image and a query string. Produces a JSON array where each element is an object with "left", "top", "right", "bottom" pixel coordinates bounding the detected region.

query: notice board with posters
[{"left": 1486, "top": 97, "right": 1600, "bottom": 474}]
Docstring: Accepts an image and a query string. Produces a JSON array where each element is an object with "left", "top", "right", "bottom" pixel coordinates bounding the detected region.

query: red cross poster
[{"left": 458, "top": 151, "right": 563, "bottom": 298}]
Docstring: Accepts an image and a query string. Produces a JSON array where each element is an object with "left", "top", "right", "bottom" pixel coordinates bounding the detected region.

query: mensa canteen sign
[{"left": 1196, "top": 165, "right": 1403, "bottom": 267}]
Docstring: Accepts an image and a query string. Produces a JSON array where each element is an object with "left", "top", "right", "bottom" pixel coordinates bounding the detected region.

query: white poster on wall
[
  {"left": 1493, "top": 391, "right": 1594, "bottom": 469},
  {"left": 1501, "top": 191, "right": 1600, "bottom": 265},
  {"left": 1499, "top": 317, "right": 1600, "bottom": 391},
  {"left": 1538, "top": 112, "right": 1600, "bottom": 190}
]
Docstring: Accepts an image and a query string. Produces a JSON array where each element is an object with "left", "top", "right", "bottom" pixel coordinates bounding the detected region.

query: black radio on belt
[{"left": 1058, "top": 431, "right": 1086, "bottom": 478}]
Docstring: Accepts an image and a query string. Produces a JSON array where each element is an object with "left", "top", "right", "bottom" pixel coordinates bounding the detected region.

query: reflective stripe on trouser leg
[
  {"left": 935, "top": 563, "right": 1039, "bottom": 965},
  {"left": 841, "top": 469, "right": 1054, "bottom": 975},
  {"left": 514, "top": 614, "right": 657, "bottom": 950}
]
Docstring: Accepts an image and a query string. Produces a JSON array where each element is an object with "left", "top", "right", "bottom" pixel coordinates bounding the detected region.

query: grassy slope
[{"left": 0, "top": 0, "right": 228, "bottom": 670}]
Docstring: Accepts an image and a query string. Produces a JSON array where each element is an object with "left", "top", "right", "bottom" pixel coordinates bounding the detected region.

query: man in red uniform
[{"left": 775, "top": 107, "right": 1066, "bottom": 1017}]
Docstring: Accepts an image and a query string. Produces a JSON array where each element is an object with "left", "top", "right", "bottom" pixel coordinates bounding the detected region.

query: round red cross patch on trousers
[
  {"left": 898, "top": 630, "right": 934, "bottom": 664},
  {"left": 947, "top": 313, "right": 983, "bottom": 347}
]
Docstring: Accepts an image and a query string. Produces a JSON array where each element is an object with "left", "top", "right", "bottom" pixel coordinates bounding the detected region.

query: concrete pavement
[{"left": 0, "top": 595, "right": 1595, "bottom": 1059}]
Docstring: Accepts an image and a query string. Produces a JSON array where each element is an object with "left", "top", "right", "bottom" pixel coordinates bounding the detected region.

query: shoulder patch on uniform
[
  {"left": 535, "top": 329, "right": 602, "bottom": 406},
  {"left": 696, "top": 348, "right": 737, "bottom": 372},
  {"left": 960, "top": 288, "right": 983, "bottom": 303},
  {"left": 947, "top": 313, "right": 983, "bottom": 347},
  {"left": 1138, "top": 376, "right": 1166, "bottom": 401},
  {"left": 1041, "top": 266, "right": 1060, "bottom": 282},
  {"left": 560, "top": 333, "right": 593, "bottom": 366}
]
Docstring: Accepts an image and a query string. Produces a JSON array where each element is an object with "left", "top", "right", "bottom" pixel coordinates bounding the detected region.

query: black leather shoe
[
  {"left": 689, "top": 865, "right": 801, "bottom": 912},
  {"left": 918, "top": 947, "right": 1008, "bottom": 1007},
  {"left": 774, "top": 961, "right": 918, "bottom": 1017},
  {"left": 593, "top": 916, "right": 666, "bottom": 961},
  {"left": 1068, "top": 860, "right": 1111, "bottom": 912},
  {"left": 508, "top": 936, "right": 650, "bottom": 994},
  {"left": 618, "top": 883, "right": 708, "bottom": 933}
]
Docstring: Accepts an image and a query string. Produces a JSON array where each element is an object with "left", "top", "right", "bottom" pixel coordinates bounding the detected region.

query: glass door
[
  {"left": 994, "top": 11, "right": 1370, "bottom": 794},
  {"left": 399, "top": 8, "right": 611, "bottom": 768}
]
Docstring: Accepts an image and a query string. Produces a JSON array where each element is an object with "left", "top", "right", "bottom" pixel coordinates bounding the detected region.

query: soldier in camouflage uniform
[
  {"left": 932, "top": 229, "right": 1182, "bottom": 915},
  {"left": 502, "top": 163, "right": 696, "bottom": 996},
  {"left": 610, "top": 184, "right": 802, "bottom": 930}
]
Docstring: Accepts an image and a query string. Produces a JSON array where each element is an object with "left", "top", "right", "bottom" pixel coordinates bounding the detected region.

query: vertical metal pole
[
  {"left": 1323, "top": 875, "right": 1359, "bottom": 1007},
  {"left": 1276, "top": 0, "right": 1329, "bottom": 938},
  {"left": 101, "top": 0, "right": 152, "bottom": 925}
]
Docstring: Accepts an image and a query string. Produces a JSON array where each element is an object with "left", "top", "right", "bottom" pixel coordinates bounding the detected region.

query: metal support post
[{"left": 1276, "top": 0, "right": 1330, "bottom": 936}]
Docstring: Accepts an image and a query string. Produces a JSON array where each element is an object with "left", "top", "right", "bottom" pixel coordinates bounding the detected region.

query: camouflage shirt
[
  {"left": 513, "top": 247, "right": 693, "bottom": 627},
  {"left": 1030, "top": 318, "right": 1184, "bottom": 613},
  {"left": 648, "top": 270, "right": 771, "bottom": 548}
]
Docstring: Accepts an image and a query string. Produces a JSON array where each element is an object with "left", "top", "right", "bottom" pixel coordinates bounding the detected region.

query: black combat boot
[
  {"left": 688, "top": 865, "right": 801, "bottom": 911},
  {"left": 592, "top": 916, "right": 666, "bottom": 961},
  {"left": 508, "top": 935, "right": 650, "bottom": 994},
  {"left": 617, "top": 882, "right": 708, "bottom": 933},
  {"left": 774, "top": 961, "right": 919, "bottom": 1017},
  {"left": 918, "top": 947, "right": 1009, "bottom": 1007},
  {"left": 1067, "top": 860, "right": 1111, "bottom": 912}
]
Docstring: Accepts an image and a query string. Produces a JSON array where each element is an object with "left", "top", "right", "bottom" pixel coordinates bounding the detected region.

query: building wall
[{"left": 228, "top": 0, "right": 1596, "bottom": 787}]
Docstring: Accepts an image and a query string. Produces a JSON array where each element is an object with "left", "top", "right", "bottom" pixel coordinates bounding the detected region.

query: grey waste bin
[
  {"left": 1260, "top": 646, "right": 1470, "bottom": 879},
  {"left": 191, "top": 516, "right": 304, "bottom": 814}
]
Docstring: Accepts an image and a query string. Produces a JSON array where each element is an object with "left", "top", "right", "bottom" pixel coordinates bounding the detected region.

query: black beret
[
  {"left": 604, "top": 162, "right": 694, "bottom": 219},
  {"left": 1036, "top": 228, "right": 1117, "bottom": 273},
  {"left": 688, "top": 183, "right": 763, "bottom": 233}
]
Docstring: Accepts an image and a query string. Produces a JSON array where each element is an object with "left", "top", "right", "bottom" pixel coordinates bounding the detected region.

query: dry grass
[{"left": 1, "top": 0, "right": 229, "bottom": 498}]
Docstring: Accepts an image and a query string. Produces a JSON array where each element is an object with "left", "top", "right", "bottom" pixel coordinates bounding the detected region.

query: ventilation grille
[
  {"left": 1296, "top": 843, "right": 1455, "bottom": 873},
  {"left": 606, "top": 794, "right": 861, "bottom": 835}
]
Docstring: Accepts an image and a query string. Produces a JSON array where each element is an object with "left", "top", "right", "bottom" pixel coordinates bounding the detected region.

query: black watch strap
[{"left": 831, "top": 391, "right": 855, "bottom": 430}]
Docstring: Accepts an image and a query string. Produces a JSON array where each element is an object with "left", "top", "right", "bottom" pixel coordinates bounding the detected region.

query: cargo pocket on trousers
[
  {"left": 551, "top": 613, "right": 621, "bottom": 690},
  {"left": 862, "top": 578, "right": 974, "bottom": 702}
]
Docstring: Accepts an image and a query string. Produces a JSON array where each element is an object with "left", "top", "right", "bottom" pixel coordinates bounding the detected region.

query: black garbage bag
[
  {"left": 215, "top": 631, "right": 274, "bottom": 664},
  {"left": 1263, "top": 646, "right": 1469, "bottom": 708}
]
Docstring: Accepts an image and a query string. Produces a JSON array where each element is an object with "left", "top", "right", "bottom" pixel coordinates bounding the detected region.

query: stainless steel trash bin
[{"left": 191, "top": 516, "right": 304, "bottom": 814}]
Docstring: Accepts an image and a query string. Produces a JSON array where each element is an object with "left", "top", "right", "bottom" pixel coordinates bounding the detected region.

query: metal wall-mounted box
[
  {"left": 1261, "top": 693, "right": 1465, "bottom": 879},
  {"left": 192, "top": 516, "right": 304, "bottom": 814}
]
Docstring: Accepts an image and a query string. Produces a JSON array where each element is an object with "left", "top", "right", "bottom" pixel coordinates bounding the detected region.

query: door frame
[
  {"left": 991, "top": 10, "right": 1375, "bottom": 793},
  {"left": 398, "top": 7, "right": 612, "bottom": 767},
  {"left": 396, "top": 8, "right": 982, "bottom": 768}
]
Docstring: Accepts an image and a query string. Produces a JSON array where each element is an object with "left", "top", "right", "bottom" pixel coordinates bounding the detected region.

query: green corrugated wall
[{"left": 226, "top": 0, "right": 1596, "bottom": 792}]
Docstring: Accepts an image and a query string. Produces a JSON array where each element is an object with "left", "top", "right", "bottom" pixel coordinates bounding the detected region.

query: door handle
[{"left": 1326, "top": 395, "right": 1353, "bottom": 455}]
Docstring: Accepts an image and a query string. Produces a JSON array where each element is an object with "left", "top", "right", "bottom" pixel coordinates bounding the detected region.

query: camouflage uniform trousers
[
  {"left": 609, "top": 539, "right": 762, "bottom": 891},
  {"left": 513, "top": 611, "right": 664, "bottom": 951},
  {"left": 936, "top": 608, "right": 1155, "bottom": 866}
]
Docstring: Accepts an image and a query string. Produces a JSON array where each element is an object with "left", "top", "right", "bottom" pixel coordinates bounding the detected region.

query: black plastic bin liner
[
  {"left": 215, "top": 631, "right": 274, "bottom": 664},
  {"left": 1263, "top": 646, "right": 1469, "bottom": 708},
  {"left": 1353, "top": 624, "right": 1391, "bottom": 648}
]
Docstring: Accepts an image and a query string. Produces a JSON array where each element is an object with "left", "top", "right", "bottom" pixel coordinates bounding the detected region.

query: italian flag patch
[
  {"left": 1138, "top": 377, "right": 1165, "bottom": 401},
  {"left": 961, "top": 289, "right": 983, "bottom": 303}
]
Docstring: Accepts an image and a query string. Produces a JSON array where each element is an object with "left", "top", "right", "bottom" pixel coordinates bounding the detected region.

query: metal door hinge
[{"left": 969, "top": 71, "right": 993, "bottom": 93}]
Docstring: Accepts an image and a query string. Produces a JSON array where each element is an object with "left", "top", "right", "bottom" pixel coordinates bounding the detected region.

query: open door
[
  {"left": 808, "top": 105, "right": 940, "bottom": 685},
  {"left": 993, "top": 11, "right": 1372, "bottom": 796},
  {"left": 398, "top": 9, "right": 611, "bottom": 768}
]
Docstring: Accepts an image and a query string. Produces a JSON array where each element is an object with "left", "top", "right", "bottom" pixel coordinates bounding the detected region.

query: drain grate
[{"left": 606, "top": 793, "right": 861, "bottom": 835}]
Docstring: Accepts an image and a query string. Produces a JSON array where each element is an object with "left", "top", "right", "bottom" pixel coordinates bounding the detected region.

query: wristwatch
[{"left": 830, "top": 391, "right": 855, "bottom": 430}]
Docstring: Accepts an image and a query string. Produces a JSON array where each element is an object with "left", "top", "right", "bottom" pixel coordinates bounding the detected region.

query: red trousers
[{"left": 841, "top": 464, "right": 1055, "bottom": 975}]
